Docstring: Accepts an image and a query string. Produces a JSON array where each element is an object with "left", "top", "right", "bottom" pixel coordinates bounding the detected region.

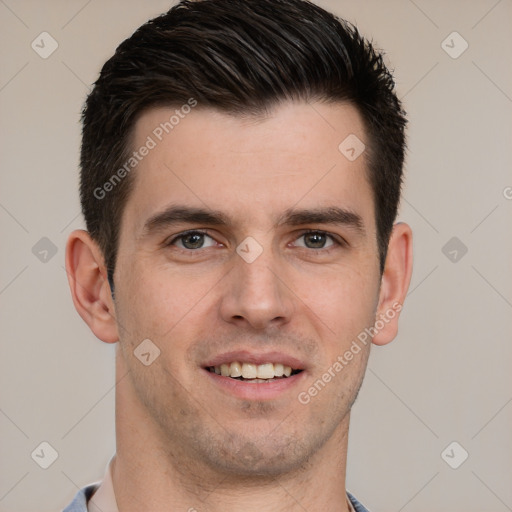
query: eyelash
[
  {"left": 297, "top": 229, "right": 347, "bottom": 251},
  {"left": 165, "top": 229, "right": 346, "bottom": 252},
  {"left": 166, "top": 230, "right": 218, "bottom": 250}
]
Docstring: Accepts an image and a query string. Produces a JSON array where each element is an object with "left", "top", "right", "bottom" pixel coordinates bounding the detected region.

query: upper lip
[{"left": 203, "top": 350, "right": 306, "bottom": 370}]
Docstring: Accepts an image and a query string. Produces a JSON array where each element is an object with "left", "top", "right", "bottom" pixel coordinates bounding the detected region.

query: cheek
[
  {"left": 115, "top": 259, "right": 220, "bottom": 360},
  {"left": 293, "top": 263, "right": 379, "bottom": 338}
]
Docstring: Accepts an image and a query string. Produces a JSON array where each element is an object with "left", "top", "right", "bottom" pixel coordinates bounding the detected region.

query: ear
[
  {"left": 65, "top": 229, "right": 119, "bottom": 343},
  {"left": 372, "top": 222, "right": 413, "bottom": 346}
]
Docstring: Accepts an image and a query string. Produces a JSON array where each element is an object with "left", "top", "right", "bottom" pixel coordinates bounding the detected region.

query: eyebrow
[
  {"left": 277, "top": 206, "right": 365, "bottom": 236},
  {"left": 141, "top": 206, "right": 230, "bottom": 237},
  {"left": 140, "top": 204, "right": 366, "bottom": 238}
]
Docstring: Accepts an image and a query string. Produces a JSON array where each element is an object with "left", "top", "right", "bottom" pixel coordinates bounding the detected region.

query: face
[{"left": 112, "top": 101, "right": 382, "bottom": 476}]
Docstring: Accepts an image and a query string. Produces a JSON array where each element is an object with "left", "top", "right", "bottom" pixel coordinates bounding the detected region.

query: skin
[{"left": 66, "top": 101, "right": 413, "bottom": 512}]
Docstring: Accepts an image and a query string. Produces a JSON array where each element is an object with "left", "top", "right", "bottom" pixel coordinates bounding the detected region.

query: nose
[{"left": 219, "top": 245, "right": 294, "bottom": 331}]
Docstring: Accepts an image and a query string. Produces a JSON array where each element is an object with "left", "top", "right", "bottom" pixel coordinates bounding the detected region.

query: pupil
[
  {"left": 183, "top": 233, "right": 204, "bottom": 249},
  {"left": 305, "top": 233, "right": 325, "bottom": 248}
]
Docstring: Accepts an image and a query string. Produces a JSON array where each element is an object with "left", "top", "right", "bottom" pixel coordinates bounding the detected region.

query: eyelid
[
  {"left": 165, "top": 229, "right": 218, "bottom": 248},
  {"left": 294, "top": 229, "right": 347, "bottom": 248},
  {"left": 164, "top": 228, "right": 347, "bottom": 250}
]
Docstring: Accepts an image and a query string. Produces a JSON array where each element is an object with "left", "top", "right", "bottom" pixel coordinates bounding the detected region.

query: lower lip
[{"left": 203, "top": 369, "right": 307, "bottom": 401}]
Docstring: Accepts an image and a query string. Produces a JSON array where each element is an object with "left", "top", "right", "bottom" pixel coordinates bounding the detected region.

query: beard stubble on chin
[{"left": 121, "top": 325, "right": 367, "bottom": 481}]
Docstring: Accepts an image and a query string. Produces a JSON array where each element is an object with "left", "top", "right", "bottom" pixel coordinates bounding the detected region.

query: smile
[{"left": 207, "top": 362, "right": 303, "bottom": 383}]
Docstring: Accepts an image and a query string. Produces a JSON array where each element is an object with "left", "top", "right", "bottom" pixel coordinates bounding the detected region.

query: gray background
[{"left": 1, "top": 1, "right": 511, "bottom": 511}]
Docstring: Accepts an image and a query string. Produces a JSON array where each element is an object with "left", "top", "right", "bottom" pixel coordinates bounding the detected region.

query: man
[{"left": 63, "top": 0, "right": 413, "bottom": 510}]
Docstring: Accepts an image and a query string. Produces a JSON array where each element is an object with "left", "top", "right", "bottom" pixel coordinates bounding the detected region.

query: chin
[{"left": 198, "top": 432, "right": 315, "bottom": 478}]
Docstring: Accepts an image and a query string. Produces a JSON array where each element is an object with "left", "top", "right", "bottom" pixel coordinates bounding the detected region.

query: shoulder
[
  {"left": 347, "top": 490, "right": 372, "bottom": 512},
  {"left": 62, "top": 483, "right": 99, "bottom": 512}
]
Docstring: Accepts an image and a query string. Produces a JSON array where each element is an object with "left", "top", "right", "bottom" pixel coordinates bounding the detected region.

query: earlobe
[
  {"left": 372, "top": 222, "right": 413, "bottom": 346},
  {"left": 65, "top": 229, "right": 119, "bottom": 344}
]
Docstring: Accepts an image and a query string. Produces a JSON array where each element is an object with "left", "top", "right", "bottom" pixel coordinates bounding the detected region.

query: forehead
[{"left": 123, "top": 101, "right": 375, "bottom": 234}]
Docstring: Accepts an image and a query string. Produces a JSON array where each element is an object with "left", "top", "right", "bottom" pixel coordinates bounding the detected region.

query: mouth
[
  {"left": 202, "top": 351, "right": 307, "bottom": 400},
  {"left": 207, "top": 362, "right": 303, "bottom": 383}
]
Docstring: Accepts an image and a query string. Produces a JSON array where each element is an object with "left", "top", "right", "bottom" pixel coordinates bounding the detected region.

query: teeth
[
  {"left": 241, "top": 363, "right": 257, "bottom": 379},
  {"left": 274, "top": 363, "right": 284, "bottom": 377},
  {"left": 230, "top": 362, "right": 242, "bottom": 377},
  {"left": 257, "top": 363, "right": 274, "bottom": 379},
  {"left": 210, "top": 362, "right": 297, "bottom": 380}
]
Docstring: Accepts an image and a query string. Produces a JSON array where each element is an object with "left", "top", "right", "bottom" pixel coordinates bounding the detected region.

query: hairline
[{"left": 105, "top": 97, "right": 383, "bottom": 287}]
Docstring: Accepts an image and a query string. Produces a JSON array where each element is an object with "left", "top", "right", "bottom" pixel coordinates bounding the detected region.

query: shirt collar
[{"left": 87, "top": 455, "right": 119, "bottom": 512}]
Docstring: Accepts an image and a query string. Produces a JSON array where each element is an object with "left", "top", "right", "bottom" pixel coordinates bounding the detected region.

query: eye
[
  {"left": 168, "top": 230, "right": 218, "bottom": 250},
  {"left": 294, "top": 230, "right": 338, "bottom": 250}
]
